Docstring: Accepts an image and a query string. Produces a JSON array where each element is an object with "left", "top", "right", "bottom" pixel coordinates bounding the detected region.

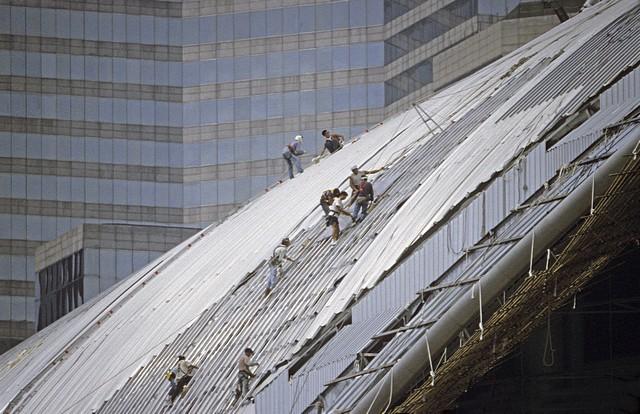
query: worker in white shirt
[
  {"left": 265, "top": 238, "right": 295, "bottom": 297},
  {"left": 348, "top": 165, "right": 384, "bottom": 205},
  {"left": 169, "top": 355, "right": 198, "bottom": 403},
  {"left": 326, "top": 191, "right": 354, "bottom": 246},
  {"left": 282, "top": 135, "right": 305, "bottom": 179}
]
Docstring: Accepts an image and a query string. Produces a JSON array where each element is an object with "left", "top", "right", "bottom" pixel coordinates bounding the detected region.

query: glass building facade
[{"left": 0, "top": 0, "right": 580, "bottom": 351}]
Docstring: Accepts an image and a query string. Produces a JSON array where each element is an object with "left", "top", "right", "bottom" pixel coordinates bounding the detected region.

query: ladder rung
[
  {"left": 513, "top": 195, "right": 567, "bottom": 211},
  {"left": 464, "top": 236, "right": 523, "bottom": 252},
  {"left": 417, "top": 278, "right": 480, "bottom": 295},
  {"left": 372, "top": 320, "right": 437, "bottom": 339},
  {"left": 324, "top": 363, "right": 395, "bottom": 386}
]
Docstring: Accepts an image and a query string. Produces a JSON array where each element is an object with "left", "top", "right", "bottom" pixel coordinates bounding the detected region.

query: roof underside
[{"left": 1, "top": 1, "right": 639, "bottom": 413}]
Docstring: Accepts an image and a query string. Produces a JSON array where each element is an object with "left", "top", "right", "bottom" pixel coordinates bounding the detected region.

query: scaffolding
[{"left": 392, "top": 135, "right": 640, "bottom": 413}]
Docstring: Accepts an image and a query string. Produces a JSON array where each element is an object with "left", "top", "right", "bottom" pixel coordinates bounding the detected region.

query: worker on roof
[
  {"left": 234, "top": 347, "right": 259, "bottom": 402},
  {"left": 320, "top": 188, "right": 341, "bottom": 216},
  {"left": 282, "top": 135, "right": 305, "bottom": 179},
  {"left": 168, "top": 355, "right": 198, "bottom": 403},
  {"left": 327, "top": 191, "right": 354, "bottom": 246},
  {"left": 353, "top": 175, "right": 374, "bottom": 222},
  {"left": 348, "top": 165, "right": 384, "bottom": 205},
  {"left": 319, "top": 130, "right": 344, "bottom": 156},
  {"left": 265, "top": 238, "right": 295, "bottom": 297}
]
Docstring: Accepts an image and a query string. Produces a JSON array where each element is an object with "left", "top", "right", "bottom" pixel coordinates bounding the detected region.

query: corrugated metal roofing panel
[{"left": 2, "top": 2, "right": 639, "bottom": 413}]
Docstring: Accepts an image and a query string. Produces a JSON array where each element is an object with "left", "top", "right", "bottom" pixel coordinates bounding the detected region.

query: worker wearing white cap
[
  {"left": 282, "top": 135, "right": 305, "bottom": 179},
  {"left": 348, "top": 164, "right": 385, "bottom": 205}
]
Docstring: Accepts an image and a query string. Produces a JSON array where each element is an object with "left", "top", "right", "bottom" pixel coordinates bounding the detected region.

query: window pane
[
  {"left": 250, "top": 11, "right": 266, "bottom": 37},
  {"left": 266, "top": 9, "right": 283, "bottom": 36},
  {"left": 69, "top": 10, "right": 84, "bottom": 39},
  {"left": 126, "top": 14, "right": 140, "bottom": 43},
  {"left": 317, "top": 89, "right": 332, "bottom": 113},
  {"left": 350, "top": 43, "right": 367, "bottom": 69},
  {"left": 234, "top": 12, "right": 250, "bottom": 39},
  {"left": 267, "top": 52, "right": 283, "bottom": 77},
  {"left": 183, "top": 17, "right": 199, "bottom": 44},
  {"left": 218, "top": 98, "right": 234, "bottom": 123},
  {"left": 333, "top": 46, "right": 349, "bottom": 71},
  {"left": 217, "top": 58, "right": 234, "bottom": 83},
  {"left": 283, "top": 92, "right": 299, "bottom": 117},
  {"left": 99, "top": 13, "right": 113, "bottom": 41},
  {"left": 300, "top": 49, "right": 316, "bottom": 74},
  {"left": 299, "top": 5, "right": 315, "bottom": 32},
  {"left": 200, "top": 16, "right": 216, "bottom": 43},
  {"left": 235, "top": 97, "right": 250, "bottom": 121},
  {"left": 217, "top": 14, "right": 233, "bottom": 42},
  {"left": 300, "top": 90, "right": 316, "bottom": 115},
  {"left": 155, "top": 16, "right": 169, "bottom": 44},
  {"left": 282, "top": 7, "right": 299, "bottom": 35},
  {"left": 235, "top": 56, "right": 251, "bottom": 81},
  {"left": 251, "top": 95, "right": 267, "bottom": 119},
  {"left": 316, "top": 47, "right": 332, "bottom": 72},
  {"left": 332, "top": 2, "right": 349, "bottom": 29},
  {"left": 267, "top": 94, "right": 282, "bottom": 118},
  {"left": 84, "top": 11, "right": 98, "bottom": 40},
  {"left": 367, "top": 0, "right": 384, "bottom": 25},
  {"left": 316, "top": 4, "right": 332, "bottom": 31},
  {"left": 140, "top": 15, "right": 154, "bottom": 44},
  {"left": 282, "top": 51, "right": 299, "bottom": 76},
  {"left": 251, "top": 54, "right": 266, "bottom": 79}
]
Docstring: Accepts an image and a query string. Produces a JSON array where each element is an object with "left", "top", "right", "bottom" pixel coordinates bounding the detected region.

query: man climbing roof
[
  {"left": 348, "top": 165, "right": 385, "bottom": 205},
  {"left": 319, "top": 130, "right": 344, "bottom": 156},
  {"left": 320, "top": 188, "right": 341, "bottom": 216},
  {"left": 282, "top": 135, "right": 305, "bottom": 179},
  {"left": 265, "top": 238, "right": 295, "bottom": 297},
  {"left": 235, "top": 347, "right": 259, "bottom": 403},
  {"left": 327, "top": 191, "right": 354, "bottom": 246},
  {"left": 353, "top": 175, "right": 374, "bottom": 222},
  {"left": 168, "top": 355, "right": 198, "bottom": 404}
]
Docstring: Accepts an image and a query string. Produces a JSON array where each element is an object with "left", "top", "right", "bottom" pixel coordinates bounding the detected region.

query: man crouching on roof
[{"left": 265, "top": 238, "right": 295, "bottom": 297}]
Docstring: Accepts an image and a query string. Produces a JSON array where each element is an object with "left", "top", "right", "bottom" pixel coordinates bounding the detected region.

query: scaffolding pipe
[{"left": 351, "top": 127, "right": 640, "bottom": 414}]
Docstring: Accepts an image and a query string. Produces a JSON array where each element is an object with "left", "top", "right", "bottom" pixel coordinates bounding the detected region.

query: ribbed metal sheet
[
  {"left": 501, "top": 7, "right": 640, "bottom": 120},
  {"left": 329, "top": 131, "right": 632, "bottom": 411},
  {"left": 2, "top": 3, "right": 638, "bottom": 414}
]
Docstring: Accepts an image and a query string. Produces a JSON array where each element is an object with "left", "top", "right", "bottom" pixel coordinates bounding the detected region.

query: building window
[
  {"left": 385, "top": 59, "right": 433, "bottom": 105},
  {"left": 37, "top": 250, "right": 84, "bottom": 330}
]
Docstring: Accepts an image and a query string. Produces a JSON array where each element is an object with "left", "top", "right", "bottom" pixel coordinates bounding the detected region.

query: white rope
[
  {"left": 545, "top": 249, "right": 551, "bottom": 271},
  {"left": 542, "top": 312, "right": 556, "bottom": 367},
  {"left": 425, "top": 330, "right": 436, "bottom": 386},
  {"left": 573, "top": 293, "right": 577, "bottom": 309},
  {"left": 590, "top": 175, "right": 596, "bottom": 215},
  {"left": 366, "top": 371, "right": 387, "bottom": 414},
  {"left": 478, "top": 281, "right": 484, "bottom": 341},
  {"left": 632, "top": 139, "right": 640, "bottom": 160},
  {"left": 470, "top": 283, "right": 475, "bottom": 299},
  {"left": 382, "top": 365, "right": 394, "bottom": 414},
  {"left": 528, "top": 231, "right": 535, "bottom": 277}
]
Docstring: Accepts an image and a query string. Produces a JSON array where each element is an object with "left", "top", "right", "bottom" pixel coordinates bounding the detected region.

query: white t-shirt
[
  {"left": 177, "top": 360, "right": 195, "bottom": 379},
  {"left": 271, "top": 245, "right": 289, "bottom": 266},
  {"left": 329, "top": 198, "right": 344, "bottom": 216},
  {"left": 349, "top": 171, "right": 365, "bottom": 189}
]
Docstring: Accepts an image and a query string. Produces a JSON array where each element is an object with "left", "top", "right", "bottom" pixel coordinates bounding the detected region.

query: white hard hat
[{"left": 295, "top": 135, "right": 303, "bottom": 142}]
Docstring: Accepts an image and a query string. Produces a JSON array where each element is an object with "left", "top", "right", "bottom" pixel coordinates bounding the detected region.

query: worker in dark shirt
[
  {"left": 320, "top": 188, "right": 341, "bottom": 216},
  {"left": 319, "top": 130, "right": 344, "bottom": 156},
  {"left": 353, "top": 175, "right": 374, "bottom": 222}
]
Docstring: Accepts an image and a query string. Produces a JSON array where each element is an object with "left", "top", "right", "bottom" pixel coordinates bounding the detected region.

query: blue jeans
[
  {"left": 283, "top": 151, "right": 303, "bottom": 178},
  {"left": 267, "top": 264, "right": 280, "bottom": 289},
  {"left": 353, "top": 200, "right": 369, "bottom": 221}
]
